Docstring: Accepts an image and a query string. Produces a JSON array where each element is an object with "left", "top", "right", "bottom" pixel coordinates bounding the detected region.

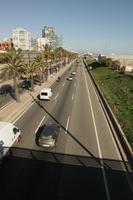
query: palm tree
[
  {"left": 43, "top": 44, "right": 53, "bottom": 75},
  {"left": 22, "top": 60, "right": 41, "bottom": 92},
  {"left": 53, "top": 48, "right": 61, "bottom": 72},
  {"left": 112, "top": 60, "right": 120, "bottom": 70},
  {"left": 53, "top": 47, "right": 64, "bottom": 70},
  {"left": 0, "top": 47, "right": 23, "bottom": 101},
  {"left": 34, "top": 53, "right": 45, "bottom": 83}
]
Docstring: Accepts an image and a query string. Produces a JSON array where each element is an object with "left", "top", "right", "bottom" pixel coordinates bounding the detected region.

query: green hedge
[{"left": 91, "top": 67, "right": 133, "bottom": 149}]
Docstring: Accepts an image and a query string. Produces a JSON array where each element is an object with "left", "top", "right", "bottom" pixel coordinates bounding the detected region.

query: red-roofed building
[{"left": 0, "top": 42, "right": 13, "bottom": 51}]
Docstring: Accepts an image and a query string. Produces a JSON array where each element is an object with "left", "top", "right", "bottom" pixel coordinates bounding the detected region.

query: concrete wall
[{"left": 105, "top": 54, "right": 133, "bottom": 65}]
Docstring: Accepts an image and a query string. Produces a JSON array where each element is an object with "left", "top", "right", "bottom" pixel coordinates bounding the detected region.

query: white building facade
[
  {"left": 37, "top": 37, "right": 49, "bottom": 51},
  {"left": 12, "top": 28, "right": 32, "bottom": 50},
  {"left": 104, "top": 54, "right": 133, "bottom": 65}
]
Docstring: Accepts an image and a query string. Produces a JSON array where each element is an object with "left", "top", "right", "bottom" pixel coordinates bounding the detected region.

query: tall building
[
  {"left": 42, "top": 26, "right": 55, "bottom": 46},
  {"left": 42, "top": 26, "right": 55, "bottom": 39},
  {"left": 53, "top": 34, "right": 63, "bottom": 48},
  {"left": 12, "top": 28, "right": 32, "bottom": 50}
]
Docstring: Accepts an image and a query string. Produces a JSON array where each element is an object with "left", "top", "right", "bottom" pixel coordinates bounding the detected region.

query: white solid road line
[
  {"left": 0, "top": 100, "right": 14, "bottom": 111},
  {"left": 83, "top": 67, "right": 111, "bottom": 200},
  {"left": 12, "top": 101, "right": 35, "bottom": 124},
  {"left": 35, "top": 115, "right": 46, "bottom": 133},
  {"left": 72, "top": 93, "right": 74, "bottom": 100},
  {"left": 65, "top": 116, "right": 70, "bottom": 134},
  {"left": 54, "top": 93, "right": 59, "bottom": 100},
  {"left": 86, "top": 68, "right": 122, "bottom": 160},
  {"left": 86, "top": 68, "right": 133, "bottom": 193}
]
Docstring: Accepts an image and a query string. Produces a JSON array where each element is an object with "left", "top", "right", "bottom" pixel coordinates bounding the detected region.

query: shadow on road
[
  {"left": 29, "top": 92, "right": 111, "bottom": 169},
  {"left": 0, "top": 147, "right": 133, "bottom": 200}
]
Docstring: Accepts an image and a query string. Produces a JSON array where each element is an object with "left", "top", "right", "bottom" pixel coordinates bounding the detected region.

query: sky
[{"left": 0, "top": 0, "right": 133, "bottom": 54}]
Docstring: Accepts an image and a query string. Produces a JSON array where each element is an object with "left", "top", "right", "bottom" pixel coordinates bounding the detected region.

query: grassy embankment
[{"left": 86, "top": 60, "right": 133, "bottom": 149}]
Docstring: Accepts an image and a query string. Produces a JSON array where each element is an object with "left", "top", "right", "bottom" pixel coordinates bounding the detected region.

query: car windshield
[{"left": 41, "top": 135, "right": 53, "bottom": 140}]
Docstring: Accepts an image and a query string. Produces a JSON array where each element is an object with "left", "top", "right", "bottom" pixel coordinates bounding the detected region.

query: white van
[
  {"left": 0, "top": 122, "right": 21, "bottom": 163},
  {"left": 39, "top": 88, "right": 53, "bottom": 100}
]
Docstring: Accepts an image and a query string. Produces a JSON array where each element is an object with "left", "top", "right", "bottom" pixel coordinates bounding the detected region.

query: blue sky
[{"left": 0, "top": 0, "right": 133, "bottom": 54}]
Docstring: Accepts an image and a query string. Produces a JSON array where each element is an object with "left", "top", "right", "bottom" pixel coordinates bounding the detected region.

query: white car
[
  {"left": 71, "top": 71, "right": 76, "bottom": 75},
  {"left": 67, "top": 76, "right": 73, "bottom": 81},
  {"left": 0, "top": 122, "right": 21, "bottom": 163},
  {"left": 39, "top": 88, "right": 53, "bottom": 100}
]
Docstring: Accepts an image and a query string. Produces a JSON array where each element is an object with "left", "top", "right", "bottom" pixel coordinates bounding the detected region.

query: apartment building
[
  {"left": 12, "top": 28, "right": 32, "bottom": 50},
  {"left": 42, "top": 26, "right": 55, "bottom": 46},
  {"left": 42, "top": 26, "right": 54, "bottom": 39}
]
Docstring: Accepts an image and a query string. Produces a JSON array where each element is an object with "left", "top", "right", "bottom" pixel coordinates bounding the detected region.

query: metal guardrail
[{"left": 83, "top": 60, "right": 133, "bottom": 171}]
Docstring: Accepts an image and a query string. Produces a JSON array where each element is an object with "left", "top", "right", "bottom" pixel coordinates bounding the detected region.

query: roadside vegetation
[
  {"left": 85, "top": 58, "right": 133, "bottom": 149},
  {"left": 0, "top": 46, "right": 78, "bottom": 101}
]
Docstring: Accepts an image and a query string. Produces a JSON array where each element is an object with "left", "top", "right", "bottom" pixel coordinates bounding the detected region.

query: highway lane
[
  {"left": 14, "top": 65, "right": 77, "bottom": 150},
  {"left": 0, "top": 59, "right": 133, "bottom": 200}
]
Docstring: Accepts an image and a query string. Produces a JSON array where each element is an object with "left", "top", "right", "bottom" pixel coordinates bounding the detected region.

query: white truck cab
[
  {"left": 0, "top": 122, "right": 21, "bottom": 163},
  {"left": 39, "top": 88, "right": 53, "bottom": 100}
]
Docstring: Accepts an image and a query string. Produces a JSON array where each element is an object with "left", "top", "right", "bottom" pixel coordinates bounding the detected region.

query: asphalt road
[{"left": 0, "top": 60, "right": 133, "bottom": 200}]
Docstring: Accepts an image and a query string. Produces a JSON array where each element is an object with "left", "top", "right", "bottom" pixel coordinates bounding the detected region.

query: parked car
[
  {"left": 37, "top": 124, "right": 61, "bottom": 147},
  {"left": 33, "top": 75, "right": 41, "bottom": 85},
  {"left": 71, "top": 71, "right": 76, "bottom": 75},
  {"left": 0, "top": 84, "right": 13, "bottom": 95},
  {"left": 20, "top": 80, "right": 31, "bottom": 89}
]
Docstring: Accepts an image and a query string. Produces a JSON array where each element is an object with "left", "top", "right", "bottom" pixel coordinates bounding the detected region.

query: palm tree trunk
[
  {"left": 39, "top": 76, "right": 42, "bottom": 85},
  {"left": 41, "top": 66, "right": 45, "bottom": 83},
  {"left": 30, "top": 74, "right": 34, "bottom": 92},
  {"left": 13, "top": 76, "right": 20, "bottom": 102}
]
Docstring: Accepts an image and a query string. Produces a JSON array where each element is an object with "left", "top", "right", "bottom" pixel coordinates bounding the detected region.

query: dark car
[
  {"left": 0, "top": 84, "right": 13, "bottom": 95},
  {"left": 37, "top": 124, "right": 60, "bottom": 147},
  {"left": 21, "top": 80, "right": 31, "bottom": 89}
]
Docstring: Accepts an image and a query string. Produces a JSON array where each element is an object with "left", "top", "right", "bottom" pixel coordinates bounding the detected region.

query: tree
[
  {"left": 103, "top": 58, "right": 113, "bottom": 68},
  {"left": 43, "top": 44, "right": 53, "bottom": 75},
  {"left": 34, "top": 53, "right": 45, "bottom": 83},
  {"left": 22, "top": 60, "right": 41, "bottom": 92},
  {"left": 53, "top": 47, "right": 65, "bottom": 69},
  {"left": 0, "top": 47, "right": 23, "bottom": 101},
  {"left": 112, "top": 60, "right": 120, "bottom": 70}
]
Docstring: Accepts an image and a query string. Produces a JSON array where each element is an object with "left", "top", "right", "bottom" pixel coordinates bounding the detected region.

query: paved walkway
[{"left": 0, "top": 61, "right": 73, "bottom": 123}]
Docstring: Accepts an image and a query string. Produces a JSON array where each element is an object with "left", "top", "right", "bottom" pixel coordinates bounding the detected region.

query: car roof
[
  {"left": 41, "top": 124, "right": 60, "bottom": 136},
  {"left": 41, "top": 88, "right": 51, "bottom": 92}
]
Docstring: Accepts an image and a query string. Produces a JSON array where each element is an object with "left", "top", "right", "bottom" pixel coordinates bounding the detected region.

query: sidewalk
[{"left": 0, "top": 62, "right": 73, "bottom": 123}]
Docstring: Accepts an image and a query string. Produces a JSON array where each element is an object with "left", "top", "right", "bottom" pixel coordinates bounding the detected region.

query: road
[{"left": 0, "top": 59, "right": 133, "bottom": 200}]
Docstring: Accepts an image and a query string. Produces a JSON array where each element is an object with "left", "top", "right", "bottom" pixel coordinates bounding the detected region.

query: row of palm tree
[{"left": 0, "top": 45, "right": 78, "bottom": 102}]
